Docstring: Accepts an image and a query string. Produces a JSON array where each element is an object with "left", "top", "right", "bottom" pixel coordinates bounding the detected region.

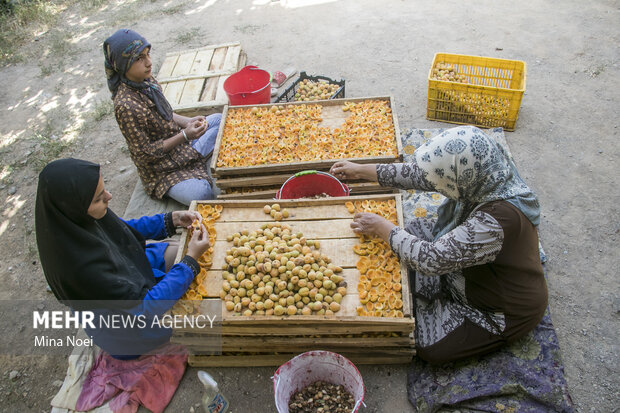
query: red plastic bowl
[
  {"left": 223, "top": 65, "right": 271, "bottom": 105},
  {"left": 276, "top": 171, "right": 350, "bottom": 199}
]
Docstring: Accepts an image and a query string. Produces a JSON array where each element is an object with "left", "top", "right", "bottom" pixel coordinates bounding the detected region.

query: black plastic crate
[{"left": 275, "top": 71, "right": 345, "bottom": 103}]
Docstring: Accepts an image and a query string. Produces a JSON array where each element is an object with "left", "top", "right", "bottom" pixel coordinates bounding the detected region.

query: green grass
[
  {"left": 89, "top": 99, "right": 114, "bottom": 122},
  {"left": 79, "top": 0, "right": 107, "bottom": 11},
  {"left": 175, "top": 27, "right": 201, "bottom": 45},
  {"left": 30, "top": 131, "right": 74, "bottom": 172},
  {"left": 162, "top": 3, "right": 185, "bottom": 15},
  {"left": 0, "top": 0, "right": 63, "bottom": 65},
  {"left": 0, "top": 0, "right": 117, "bottom": 66},
  {"left": 234, "top": 24, "right": 264, "bottom": 35}
]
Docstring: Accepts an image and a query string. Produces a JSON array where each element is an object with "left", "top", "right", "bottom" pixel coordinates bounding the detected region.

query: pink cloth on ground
[{"left": 75, "top": 343, "right": 188, "bottom": 413}]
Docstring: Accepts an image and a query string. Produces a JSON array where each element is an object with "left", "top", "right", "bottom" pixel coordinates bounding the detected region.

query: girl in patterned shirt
[{"left": 104, "top": 29, "right": 221, "bottom": 205}]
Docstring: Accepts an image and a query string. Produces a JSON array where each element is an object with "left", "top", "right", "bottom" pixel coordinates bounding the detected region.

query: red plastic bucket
[
  {"left": 273, "top": 350, "right": 365, "bottom": 413},
  {"left": 275, "top": 170, "right": 350, "bottom": 199},
  {"left": 223, "top": 65, "right": 271, "bottom": 105}
]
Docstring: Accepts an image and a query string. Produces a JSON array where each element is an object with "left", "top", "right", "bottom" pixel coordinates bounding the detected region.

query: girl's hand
[
  {"left": 185, "top": 118, "right": 208, "bottom": 140},
  {"left": 188, "top": 115, "right": 207, "bottom": 126},
  {"left": 172, "top": 210, "right": 202, "bottom": 229},
  {"left": 350, "top": 212, "right": 395, "bottom": 241},
  {"left": 186, "top": 223, "right": 210, "bottom": 260}
]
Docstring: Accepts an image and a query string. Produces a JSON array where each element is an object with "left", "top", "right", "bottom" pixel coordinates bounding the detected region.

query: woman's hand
[
  {"left": 350, "top": 212, "right": 395, "bottom": 241},
  {"left": 184, "top": 118, "right": 208, "bottom": 140},
  {"left": 172, "top": 210, "right": 202, "bottom": 229},
  {"left": 186, "top": 223, "right": 210, "bottom": 260},
  {"left": 330, "top": 161, "right": 378, "bottom": 182}
]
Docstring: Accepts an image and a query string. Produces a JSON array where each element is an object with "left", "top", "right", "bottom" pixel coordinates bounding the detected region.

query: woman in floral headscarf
[
  {"left": 103, "top": 29, "right": 221, "bottom": 205},
  {"left": 330, "top": 125, "right": 547, "bottom": 364}
]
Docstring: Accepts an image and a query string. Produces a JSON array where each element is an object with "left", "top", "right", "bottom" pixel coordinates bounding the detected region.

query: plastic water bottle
[{"left": 198, "top": 370, "right": 229, "bottom": 413}]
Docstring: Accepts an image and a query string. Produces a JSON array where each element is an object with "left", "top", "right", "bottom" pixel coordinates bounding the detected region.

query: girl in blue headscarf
[
  {"left": 103, "top": 29, "right": 221, "bottom": 205},
  {"left": 331, "top": 125, "right": 547, "bottom": 364}
]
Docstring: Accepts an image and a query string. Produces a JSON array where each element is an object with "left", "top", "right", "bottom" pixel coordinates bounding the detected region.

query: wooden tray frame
[
  {"left": 209, "top": 96, "right": 403, "bottom": 178},
  {"left": 173, "top": 194, "right": 411, "bottom": 319},
  {"left": 172, "top": 195, "right": 415, "bottom": 363},
  {"left": 217, "top": 182, "right": 396, "bottom": 200}
]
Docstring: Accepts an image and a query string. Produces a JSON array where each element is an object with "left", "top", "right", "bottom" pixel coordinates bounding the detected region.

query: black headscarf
[
  {"left": 35, "top": 158, "right": 157, "bottom": 310},
  {"left": 103, "top": 28, "right": 173, "bottom": 121}
]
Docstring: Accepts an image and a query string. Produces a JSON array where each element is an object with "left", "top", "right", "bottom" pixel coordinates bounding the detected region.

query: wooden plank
[
  {"left": 214, "top": 46, "right": 242, "bottom": 105},
  {"left": 165, "top": 51, "right": 197, "bottom": 105},
  {"left": 174, "top": 50, "right": 247, "bottom": 117},
  {"left": 188, "top": 351, "right": 414, "bottom": 367},
  {"left": 177, "top": 194, "right": 399, "bottom": 254},
  {"left": 391, "top": 95, "right": 404, "bottom": 159},
  {"left": 156, "top": 43, "right": 244, "bottom": 114},
  {"left": 394, "top": 193, "right": 413, "bottom": 317},
  {"left": 213, "top": 75, "right": 230, "bottom": 105},
  {"left": 165, "top": 41, "right": 241, "bottom": 57},
  {"left": 157, "top": 54, "right": 179, "bottom": 78},
  {"left": 173, "top": 335, "right": 413, "bottom": 350},
  {"left": 177, "top": 319, "right": 414, "bottom": 335},
  {"left": 212, "top": 219, "right": 357, "bottom": 238},
  {"left": 209, "top": 304, "right": 414, "bottom": 328},
  {"left": 199, "top": 46, "right": 228, "bottom": 102},
  {"left": 217, "top": 201, "right": 354, "bottom": 222},
  {"left": 222, "top": 45, "right": 241, "bottom": 73},
  {"left": 215, "top": 155, "right": 398, "bottom": 179},
  {"left": 209, "top": 237, "right": 360, "bottom": 269},
  {"left": 178, "top": 49, "right": 215, "bottom": 105},
  {"left": 215, "top": 171, "right": 381, "bottom": 189},
  {"left": 212, "top": 96, "right": 401, "bottom": 177},
  {"left": 217, "top": 185, "right": 395, "bottom": 200},
  {"left": 158, "top": 69, "right": 236, "bottom": 84},
  {"left": 191, "top": 48, "right": 216, "bottom": 76},
  {"left": 209, "top": 104, "right": 228, "bottom": 175},
  {"left": 172, "top": 100, "right": 231, "bottom": 114}
]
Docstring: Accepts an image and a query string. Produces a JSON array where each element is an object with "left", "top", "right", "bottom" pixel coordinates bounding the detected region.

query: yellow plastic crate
[{"left": 426, "top": 53, "right": 526, "bottom": 131}]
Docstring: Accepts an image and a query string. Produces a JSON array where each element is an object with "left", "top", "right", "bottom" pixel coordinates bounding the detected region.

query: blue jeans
[
  {"left": 166, "top": 113, "right": 221, "bottom": 205},
  {"left": 191, "top": 113, "right": 221, "bottom": 157}
]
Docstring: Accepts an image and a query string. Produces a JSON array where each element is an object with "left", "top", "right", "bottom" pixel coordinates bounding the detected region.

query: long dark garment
[
  {"left": 35, "top": 158, "right": 157, "bottom": 310},
  {"left": 35, "top": 159, "right": 198, "bottom": 357}
]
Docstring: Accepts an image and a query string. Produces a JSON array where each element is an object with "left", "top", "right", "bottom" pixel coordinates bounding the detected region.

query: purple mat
[{"left": 407, "top": 306, "right": 574, "bottom": 412}]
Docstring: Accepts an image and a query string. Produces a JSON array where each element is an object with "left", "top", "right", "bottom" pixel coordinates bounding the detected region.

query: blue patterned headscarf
[
  {"left": 103, "top": 29, "right": 173, "bottom": 121},
  {"left": 413, "top": 126, "right": 540, "bottom": 239}
]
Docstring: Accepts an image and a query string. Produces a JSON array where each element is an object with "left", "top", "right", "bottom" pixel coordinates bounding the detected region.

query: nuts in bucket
[{"left": 288, "top": 380, "right": 355, "bottom": 413}]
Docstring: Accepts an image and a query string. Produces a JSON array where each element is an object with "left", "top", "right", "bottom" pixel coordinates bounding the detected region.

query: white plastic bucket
[{"left": 272, "top": 350, "right": 365, "bottom": 413}]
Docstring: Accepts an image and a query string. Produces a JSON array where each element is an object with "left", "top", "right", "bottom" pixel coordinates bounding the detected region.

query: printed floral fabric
[
  {"left": 401, "top": 128, "right": 572, "bottom": 412},
  {"left": 392, "top": 210, "right": 507, "bottom": 347},
  {"left": 114, "top": 81, "right": 211, "bottom": 199}
]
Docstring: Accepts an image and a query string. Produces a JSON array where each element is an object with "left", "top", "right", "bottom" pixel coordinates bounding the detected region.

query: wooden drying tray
[
  {"left": 209, "top": 96, "right": 403, "bottom": 178},
  {"left": 173, "top": 195, "right": 413, "bottom": 325}
]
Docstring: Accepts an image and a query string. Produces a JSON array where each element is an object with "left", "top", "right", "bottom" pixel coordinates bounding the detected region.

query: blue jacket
[{"left": 83, "top": 213, "right": 198, "bottom": 358}]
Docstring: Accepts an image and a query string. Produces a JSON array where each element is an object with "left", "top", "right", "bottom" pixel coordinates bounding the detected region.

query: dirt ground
[{"left": 0, "top": 0, "right": 618, "bottom": 411}]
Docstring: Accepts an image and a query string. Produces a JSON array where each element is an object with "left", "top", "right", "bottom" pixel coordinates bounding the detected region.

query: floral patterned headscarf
[
  {"left": 413, "top": 126, "right": 540, "bottom": 239},
  {"left": 103, "top": 29, "right": 173, "bottom": 121}
]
